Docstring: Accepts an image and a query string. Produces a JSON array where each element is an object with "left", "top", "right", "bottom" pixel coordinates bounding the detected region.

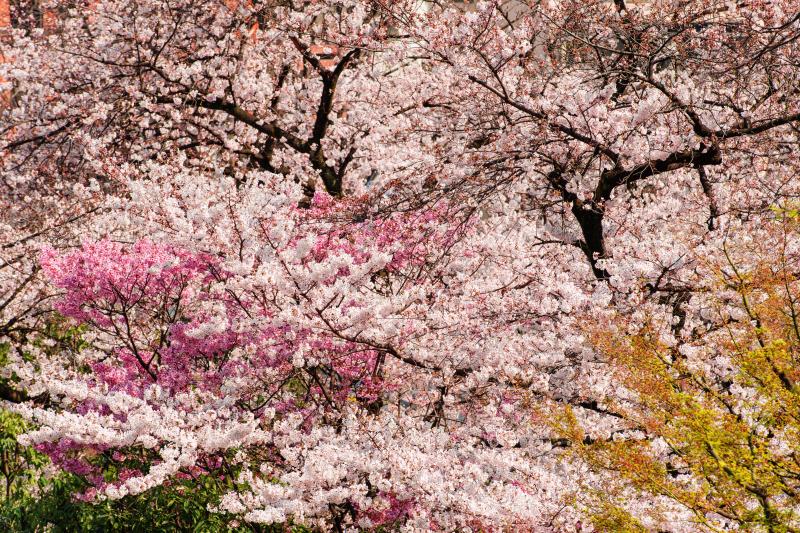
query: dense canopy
[{"left": 2, "top": 0, "right": 800, "bottom": 530}]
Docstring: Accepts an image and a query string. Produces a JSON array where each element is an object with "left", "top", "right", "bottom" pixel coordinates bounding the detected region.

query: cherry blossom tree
[
  {"left": 560, "top": 210, "right": 800, "bottom": 532},
  {"left": 1, "top": 0, "right": 800, "bottom": 530}
]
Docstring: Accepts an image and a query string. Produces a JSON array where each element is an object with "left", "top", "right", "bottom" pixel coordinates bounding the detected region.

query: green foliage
[
  {"left": 589, "top": 500, "right": 648, "bottom": 533},
  {"left": 0, "top": 465, "right": 286, "bottom": 532},
  {"left": 0, "top": 410, "right": 49, "bottom": 501}
]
